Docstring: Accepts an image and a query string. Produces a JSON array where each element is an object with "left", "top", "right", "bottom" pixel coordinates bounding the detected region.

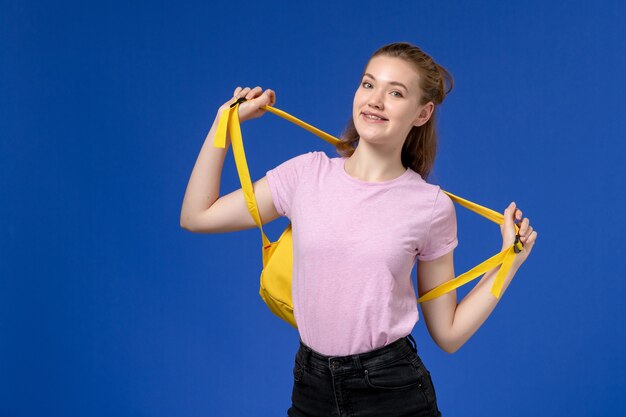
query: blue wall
[{"left": 1, "top": 1, "right": 625, "bottom": 416}]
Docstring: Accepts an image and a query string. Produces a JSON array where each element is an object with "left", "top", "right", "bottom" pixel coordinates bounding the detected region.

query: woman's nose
[{"left": 368, "top": 91, "right": 384, "bottom": 109}]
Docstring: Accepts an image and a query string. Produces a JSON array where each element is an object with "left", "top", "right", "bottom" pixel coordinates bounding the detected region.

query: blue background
[{"left": 2, "top": 1, "right": 625, "bottom": 416}]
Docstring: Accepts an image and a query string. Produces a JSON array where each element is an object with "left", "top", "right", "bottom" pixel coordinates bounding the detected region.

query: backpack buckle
[
  {"left": 230, "top": 97, "right": 248, "bottom": 108},
  {"left": 513, "top": 233, "right": 524, "bottom": 253}
]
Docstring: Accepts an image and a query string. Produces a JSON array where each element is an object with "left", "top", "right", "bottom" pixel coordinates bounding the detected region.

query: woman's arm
[
  {"left": 179, "top": 86, "right": 276, "bottom": 231},
  {"left": 417, "top": 202, "right": 537, "bottom": 353}
]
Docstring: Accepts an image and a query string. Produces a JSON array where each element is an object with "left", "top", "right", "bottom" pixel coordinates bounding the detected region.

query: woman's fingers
[
  {"left": 506, "top": 202, "right": 536, "bottom": 245},
  {"left": 504, "top": 203, "right": 538, "bottom": 263},
  {"left": 266, "top": 89, "right": 276, "bottom": 106},
  {"left": 234, "top": 86, "right": 251, "bottom": 98},
  {"left": 518, "top": 217, "right": 529, "bottom": 235},
  {"left": 521, "top": 225, "right": 533, "bottom": 242},
  {"left": 232, "top": 86, "right": 273, "bottom": 102},
  {"left": 228, "top": 86, "right": 276, "bottom": 122},
  {"left": 246, "top": 86, "right": 263, "bottom": 99}
]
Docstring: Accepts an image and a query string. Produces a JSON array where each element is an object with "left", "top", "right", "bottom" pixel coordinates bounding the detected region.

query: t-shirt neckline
[{"left": 338, "top": 156, "right": 412, "bottom": 186}]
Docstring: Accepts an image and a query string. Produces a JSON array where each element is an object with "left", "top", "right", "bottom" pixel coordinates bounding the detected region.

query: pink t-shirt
[{"left": 266, "top": 151, "right": 458, "bottom": 356}]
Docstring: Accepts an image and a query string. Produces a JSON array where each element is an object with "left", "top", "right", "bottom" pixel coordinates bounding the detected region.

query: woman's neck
[{"left": 344, "top": 145, "right": 406, "bottom": 182}]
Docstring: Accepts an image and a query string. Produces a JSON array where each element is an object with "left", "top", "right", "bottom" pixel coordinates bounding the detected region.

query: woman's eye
[{"left": 361, "top": 82, "right": 402, "bottom": 97}]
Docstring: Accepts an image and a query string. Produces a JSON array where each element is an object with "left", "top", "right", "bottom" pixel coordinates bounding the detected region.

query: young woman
[{"left": 180, "top": 42, "right": 537, "bottom": 416}]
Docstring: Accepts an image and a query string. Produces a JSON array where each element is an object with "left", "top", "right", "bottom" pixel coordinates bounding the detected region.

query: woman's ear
[{"left": 413, "top": 102, "right": 434, "bottom": 127}]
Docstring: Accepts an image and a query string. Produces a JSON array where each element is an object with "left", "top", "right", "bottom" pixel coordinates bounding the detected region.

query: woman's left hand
[{"left": 500, "top": 201, "right": 538, "bottom": 266}]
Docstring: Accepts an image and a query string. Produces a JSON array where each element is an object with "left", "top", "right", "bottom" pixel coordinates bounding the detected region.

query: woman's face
[{"left": 352, "top": 55, "right": 428, "bottom": 146}]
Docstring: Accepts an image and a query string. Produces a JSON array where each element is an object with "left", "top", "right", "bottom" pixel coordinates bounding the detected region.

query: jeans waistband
[{"left": 297, "top": 334, "right": 419, "bottom": 375}]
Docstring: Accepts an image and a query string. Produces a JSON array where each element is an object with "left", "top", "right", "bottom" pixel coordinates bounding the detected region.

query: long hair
[{"left": 335, "top": 42, "right": 454, "bottom": 181}]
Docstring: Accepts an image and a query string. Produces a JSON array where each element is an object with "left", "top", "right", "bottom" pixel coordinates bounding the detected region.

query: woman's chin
[{"left": 358, "top": 138, "right": 389, "bottom": 148}]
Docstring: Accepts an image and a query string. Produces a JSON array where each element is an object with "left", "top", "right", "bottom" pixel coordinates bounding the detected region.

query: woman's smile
[{"left": 361, "top": 113, "right": 388, "bottom": 123}]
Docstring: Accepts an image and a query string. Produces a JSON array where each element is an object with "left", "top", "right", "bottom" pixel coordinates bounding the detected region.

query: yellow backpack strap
[
  {"left": 417, "top": 189, "right": 523, "bottom": 302},
  {"left": 214, "top": 101, "right": 523, "bottom": 301},
  {"left": 261, "top": 106, "right": 342, "bottom": 146},
  {"left": 213, "top": 99, "right": 272, "bottom": 250},
  {"left": 212, "top": 101, "right": 342, "bottom": 252}
]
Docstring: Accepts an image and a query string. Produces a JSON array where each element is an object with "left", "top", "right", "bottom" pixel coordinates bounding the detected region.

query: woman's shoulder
[
  {"left": 268, "top": 150, "right": 330, "bottom": 180},
  {"left": 297, "top": 150, "right": 336, "bottom": 168},
  {"left": 290, "top": 150, "right": 328, "bottom": 162},
  {"left": 401, "top": 173, "right": 453, "bottom": 212}
]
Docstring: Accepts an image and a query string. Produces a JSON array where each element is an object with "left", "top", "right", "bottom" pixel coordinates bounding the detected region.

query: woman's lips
[{"left": 361, "top": 113, "right": 387, "bottom": 123}]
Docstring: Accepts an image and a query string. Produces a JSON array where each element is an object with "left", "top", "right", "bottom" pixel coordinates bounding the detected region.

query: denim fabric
[{"left": 287, "top": 334, "right": 442, "bottom": 417}]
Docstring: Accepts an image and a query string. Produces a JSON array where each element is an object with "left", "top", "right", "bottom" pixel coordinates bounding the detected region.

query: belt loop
[
  {"left": 303, "top": 344, "right": 311, "bottom": 371},
  {"left": 352, "top": 354, "right": 363, "bottom": 371},
  {"left": 407, "top": 333, "right": 417, "bottom": 353}
]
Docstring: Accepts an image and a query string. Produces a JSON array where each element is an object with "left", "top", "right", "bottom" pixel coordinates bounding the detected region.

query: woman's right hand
[{"left": 218, "top": 86, "right": 276, "bottom": 123}]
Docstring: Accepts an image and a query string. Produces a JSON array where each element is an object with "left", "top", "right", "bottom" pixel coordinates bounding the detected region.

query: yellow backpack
[{"left": 214, "top": 98, "right": 523, "bottom": 329}]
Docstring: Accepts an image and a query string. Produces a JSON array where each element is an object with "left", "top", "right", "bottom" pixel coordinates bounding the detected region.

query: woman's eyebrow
[{"left": 362, "top": 73, "right": 409, "bottom": 92}]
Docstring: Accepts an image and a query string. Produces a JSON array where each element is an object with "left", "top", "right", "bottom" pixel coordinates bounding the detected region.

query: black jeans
[{"left": 287, "top": 334, "right": 442, "bottom": 417}]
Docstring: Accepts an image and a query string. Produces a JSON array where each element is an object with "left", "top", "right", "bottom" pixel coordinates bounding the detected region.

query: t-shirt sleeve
[
  {"left": 417, "top": 188, "right": 459, "bottom": 261},
  {"left": 265, "top": 151, "right": 316, "bottom": 220}
]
